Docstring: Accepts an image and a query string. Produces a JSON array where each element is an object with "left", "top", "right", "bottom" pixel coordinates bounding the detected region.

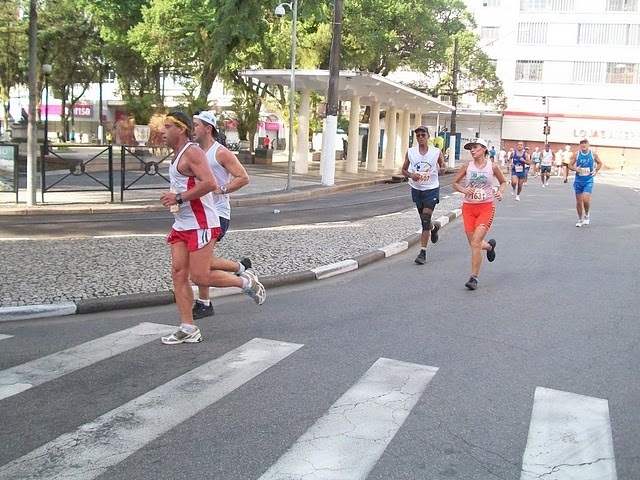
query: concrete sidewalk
[{"left": 0, "top": 158, "right": 403, "bottom": 214}]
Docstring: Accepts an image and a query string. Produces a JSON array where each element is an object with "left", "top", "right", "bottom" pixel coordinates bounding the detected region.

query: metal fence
[
  {"left": 119, "top": 146, "right": 172, "bottom": 202},
  {"left": 38, "top": 144, "right": 174, "bottom": 203}
]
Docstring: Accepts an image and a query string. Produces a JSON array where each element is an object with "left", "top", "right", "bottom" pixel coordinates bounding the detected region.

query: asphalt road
[
  {"left": 1, "top": 177, "right": 638, "bottom": 479},
  {"left": 0, "top": 180, "right": 456, "bottom": 239}
]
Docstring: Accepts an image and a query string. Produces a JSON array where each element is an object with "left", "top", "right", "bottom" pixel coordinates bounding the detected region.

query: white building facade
[{"left": 466, "top": 0, "right": 640, "bottom": 168}]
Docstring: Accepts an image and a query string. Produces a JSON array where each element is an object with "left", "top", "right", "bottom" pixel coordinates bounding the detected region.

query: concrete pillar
[
  {"left": 383, "top": 105, "right": 397, "bottom": 170},
  {"left": 321, "top": 114, "right": 337, "bottom": 186},
  {"left": 399, "top": 109, "right": 410, "bottom": 165},
  {"left": 346, "top": 95, "right": 360, "bottom": 174},
  {"left": 295, "top": 89, "right": 311, "bottom": 174},
  {"left": 414, "top": 111, "right": 423, "bottom": 130},
  {"left": 366, "top": 100, "right": 381, "bottom": 173}
]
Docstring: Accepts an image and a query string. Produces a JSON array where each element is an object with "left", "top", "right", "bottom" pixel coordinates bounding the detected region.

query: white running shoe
[
  {"left": 576, "top": 219, "right": 583, "bottom": 227},
  {"left": 545, "top": 181, "right": 549, "bottom": 186},
  {"left": 583, "top": 214, "right": 590, "bottom": 225},
  {"left": 515, "top": 195, "right": 520, "bottom": 201},
  {"left": 241, "top": 270, "right": 266, "bottom": 305},
  {"left": 511, "top": 189, "right": 515, "bottom": 196},
  {"left": 161, "top": 326, "right": 202, "bottom": 345},
  {"left": 541, "top": 184, "right": 545, "bottom": 188}
]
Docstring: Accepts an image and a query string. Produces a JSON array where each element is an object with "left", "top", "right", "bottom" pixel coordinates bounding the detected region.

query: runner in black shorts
[{"left": 401, "top": 126, "right": 446, "bottom": 265}]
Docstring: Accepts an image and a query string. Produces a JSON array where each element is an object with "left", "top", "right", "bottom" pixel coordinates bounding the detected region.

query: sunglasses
[{"left": 416, "top": 133, "right": 427, "bottom": 138}]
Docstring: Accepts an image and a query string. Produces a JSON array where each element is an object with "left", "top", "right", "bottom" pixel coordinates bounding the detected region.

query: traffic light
[
  {"left": 543, "top": 126, "right": 551, "bottom": 135},
  {"left": 544, "top": 116, "right": 549, "bottom": 126},
  {"left": 542, "top": 96, "right": 547, "bottom": 105}
]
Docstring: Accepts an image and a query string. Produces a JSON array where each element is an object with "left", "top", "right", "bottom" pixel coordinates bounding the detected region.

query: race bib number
[
  {"left": 515, "top": 165, "right": 524, "bottom": 173},
  {"left": 471, "top": 188, "right": 486, "bottom": 202},
  {"left": 579, "top": 167, "right": 591, "bottom": 176},
  {"left": 417, "top": 172, "right": 431, "bottom": 184}
]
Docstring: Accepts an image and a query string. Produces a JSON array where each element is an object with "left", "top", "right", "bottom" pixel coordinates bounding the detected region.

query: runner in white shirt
[
  {"left": 540, "top": 144, "right": 554, "bottom": 187},
  {"left": 159, "top": 112, "right": 265, "bottom": 345},
  {"left": 498, "top": 147, "right": 507, "bottom": 172},
  {"left": 191, "top": 111, "right": 252, "bottom": 319},
  {"left": 401, "top": 125, "right": 446, "bottom": 265}
]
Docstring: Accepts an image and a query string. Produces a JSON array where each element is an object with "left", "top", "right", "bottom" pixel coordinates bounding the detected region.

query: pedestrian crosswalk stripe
[
  {"left": 0, "top": 337, "right": 303, "bottom": 480},
  {"left": 259, "top": 357, "right": 438, "bottom": 480},
  {"left": 0, "top": 334, "right": 12, "bottom": 341},
  {"left": 520, "top": 387, "right": 617, "bottom": 480},
  {"left": 0, "top": 322, "right": 175, "bottom": 401}
]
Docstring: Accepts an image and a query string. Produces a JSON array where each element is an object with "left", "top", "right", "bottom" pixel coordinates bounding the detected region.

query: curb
[{"left": 0, "top": 209, "right": 462, "bottom": 323}]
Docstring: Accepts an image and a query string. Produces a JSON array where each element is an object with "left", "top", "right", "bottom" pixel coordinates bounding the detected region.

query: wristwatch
[
  {"left": 220, "top": 185, "right": 228, "bottom": 194},
  {"left": 175, "top": 193, "right": 183, "bottom": 205}
]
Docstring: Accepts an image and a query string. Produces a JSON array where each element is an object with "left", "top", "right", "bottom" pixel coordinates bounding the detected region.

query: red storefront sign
[{"left": 39, "top": 104, "right": 94, "bottom": 118}]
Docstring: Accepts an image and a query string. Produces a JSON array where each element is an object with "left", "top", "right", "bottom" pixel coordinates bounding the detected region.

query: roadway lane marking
[
  {"left": 92, "top": 234, "right": 166, "bottom": 238},
  {"left": 0, "top": 334, "right": 13, "bottom": 341},
  {"left": 0, "top": 338, "right": 303, "bottom": 480},
  {"left": 0, "top": 322, "right": 175, "bottom": 401},
  {"left": 520, "top": 387, "right": 617, "bottom": 480},
  {"left": 259, "top": 357, "right": 438, "bottom": 480}
]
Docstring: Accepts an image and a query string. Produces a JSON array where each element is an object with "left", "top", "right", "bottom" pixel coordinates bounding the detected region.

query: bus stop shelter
[{"left": 241, "top": 69, "right": 455, "bottom": 183}]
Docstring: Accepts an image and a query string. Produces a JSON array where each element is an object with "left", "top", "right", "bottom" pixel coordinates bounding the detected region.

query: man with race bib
[
  {"left": 569, "top": 139, "right": 602, "bottom": 227},
  {"left": 540, "top": 143, "right": 553, "bottom": 187},
  {"left": 452, "top": 138, "right": 508, "bottom": 290},
  {"left": 509, "top": 141, "right": 531, "bottom": 201},
  {"left": 401, "top": 125, "right": 446, "bottom": 265}
]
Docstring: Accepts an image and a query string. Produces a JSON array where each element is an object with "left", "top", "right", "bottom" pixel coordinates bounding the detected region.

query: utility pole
[
  {"left": 448, "top": 37, "right": 459, "bottom": 168},
  {"left": 26, "top": 0, "right": 38, "bottom": 205},
  {"left": 321, "top": 0, "right": 343, "bottom": 186}
]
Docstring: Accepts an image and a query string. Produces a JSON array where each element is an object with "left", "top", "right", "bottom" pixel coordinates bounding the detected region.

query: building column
[
  {"left": 383, "top": 105, "right": 397, "bottom": 170},
  {"left": 295, "top": 89, "right": 311, "bottom": 174},
  {"left": 413, "top": 111, "right": 423, "bottom": 130},
  {"left": 346, "top": 95, "right": 360, "bottom": 174},
  {"left": 398, "top": 109, "right": 410, "bottom": 165},
  {"left": 366, "top": 100, "right": 381, "bottom": 172}
]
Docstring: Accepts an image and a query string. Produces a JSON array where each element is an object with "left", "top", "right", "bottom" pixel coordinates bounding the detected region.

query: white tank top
[
  {"left": 463, "top": 159, "right": 495, "bottom": 204},
  {"left": 169, "top": 142, "right": 219, "bottom": 231},
  {"left": 205, "top": 142, "right": 231, "bottom": 220},
  {"left": 406, "top": 145, "right": 441, "bottom": 191}
]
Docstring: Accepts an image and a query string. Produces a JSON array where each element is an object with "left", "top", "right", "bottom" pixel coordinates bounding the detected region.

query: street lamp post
[
  {"left": 42, "top": 64, "right": 52, "bottom": 155},
  {"left": 275, "top": 0, "right": 297, "bottom": 192}
]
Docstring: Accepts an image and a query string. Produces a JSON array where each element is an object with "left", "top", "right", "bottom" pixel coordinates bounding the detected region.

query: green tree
[
  {"left": 408, "top": 31, "right": 507, "bottom": 110},
  {"left": 339, "top": 0, "right": 471, "bottom": 75},
  {"left": 83, "top": 0, "right": 161, "bottom": 113},
  {"left": 39, "top": 0, "right": 104, "bottom": 140},
  {"left": 0, "top": 0, "right": 28, "bottom": 132}
]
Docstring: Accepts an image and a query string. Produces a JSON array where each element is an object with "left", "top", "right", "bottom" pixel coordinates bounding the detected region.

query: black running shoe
[
  {"left": 430, "top": 223, "right": 440, "bottom": 244},
  {"left": 240, "top": 257, "right": 252, "bottom": 270},
  {"left": 414, "top": 250, "right": 426, "bottom": 265},
  {"left": 235, "top": 257, "right": 253, "bottom": 276},
  {"left": 465, "top": 276, "right": 478, "bottom": 290},
  {"left": 486, "top": 239, "right": 496, "bottom": 262},
  {"left": 192, "top": 300, "right": 214, "bottom": 319}
]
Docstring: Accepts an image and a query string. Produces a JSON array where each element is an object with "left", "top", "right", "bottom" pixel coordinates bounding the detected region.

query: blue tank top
[
  {"left": 575, "top": 150, "right": 595, "bottom": 182},
  {"left": 511, "top": 150, "right": 526, "bottom": 173}
]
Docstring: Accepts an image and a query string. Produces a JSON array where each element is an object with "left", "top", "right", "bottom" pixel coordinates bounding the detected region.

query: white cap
[
  {"left": 193, "top": 111, "right": 218, "bottom": 128},
  {"left": 463, "top": 138, "right": 488, "bottom": 150}
]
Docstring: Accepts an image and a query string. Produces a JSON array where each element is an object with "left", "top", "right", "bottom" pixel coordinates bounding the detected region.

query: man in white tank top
[
  {"left": 401, "top": 125, "right": 446, "bottom": 265},
  {"left": 191, "top": 111, "right": 251, "bottom": 319},
  {"left": 160, "top": 112, "right": 265, "bottom": 345}
]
